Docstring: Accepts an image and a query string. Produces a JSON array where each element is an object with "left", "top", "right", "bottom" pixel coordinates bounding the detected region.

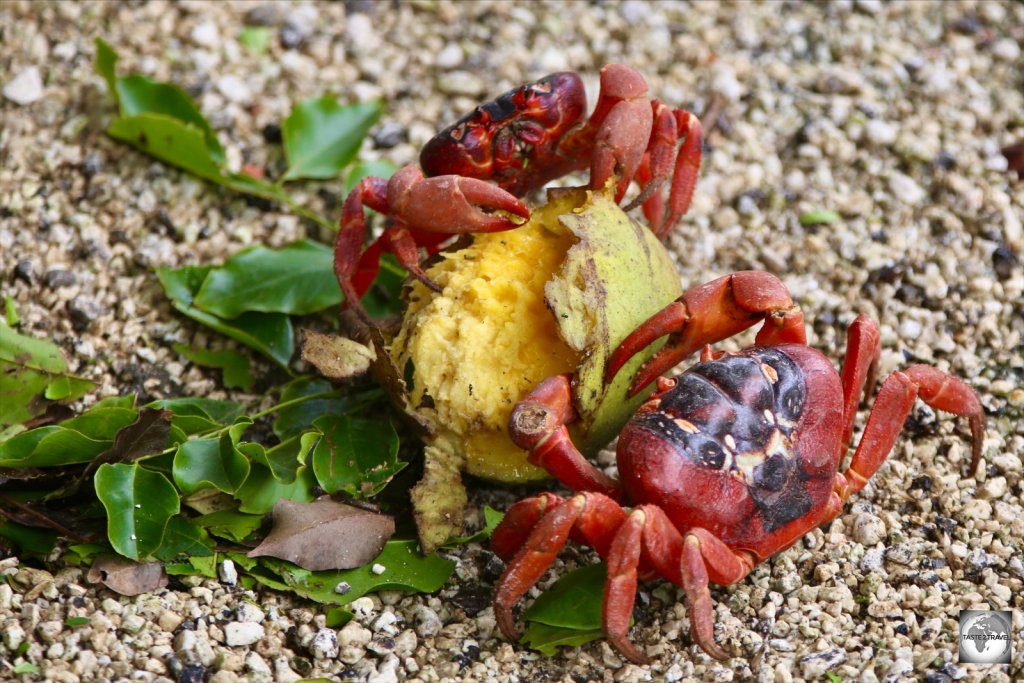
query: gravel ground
[{"left": 1, "top": 1, "right": 1023, "bottom": 682}]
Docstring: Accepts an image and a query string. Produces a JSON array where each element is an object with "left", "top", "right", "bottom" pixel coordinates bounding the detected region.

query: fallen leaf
[
  {"left": 301, "top": 329, "right": 376, "bottom": 380},
  {"left": 247, "top": 497, "right": 395, "bottom": 571},
  {"left": 86, "top": 555, "right": 168, "bottom": 595}
]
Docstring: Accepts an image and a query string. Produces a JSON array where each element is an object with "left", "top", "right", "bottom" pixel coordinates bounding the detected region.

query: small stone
[
  {"left": 36, "top": 619, "right": 63, "bottom": 643},
  {"left": 413, "top": 605, "right": 442, "bottom": 637},
  {"left": 68, "top": 297, "right": 106, "bottom": 330},
  {"left": 14, "top": 259, "right": 35, "bottom": 284},
  {"left": 349, "top": 596, "right": 375, "bottom": 621},
  {"left": 3, "top": 67, "right": 44, "bottom": 105},
  {"left": 620, "top": 0, "right": 651, "bottom": 24},
  {"left": 865, "top": 119, "right": 898, "bottom": 145},
  {"left": 158, "top": 610, "right": 184, "bottom": 632},
  {"left": 338, "top": 621, "right": 372, "bottom": 648},
  {"left": 992, "top": 38, "right": 1021, "bottom": 62},
  {"left": 800, "top": 648, "right": 847, "bottom": 678},
  {"left": 3, "top": 620, "right": 25, "bottom": 650},
  {"left": 236, "top": 603, "right": 265, "bottom": 624},
  {"left": 216, "top": 75, "right": 252, "bottom": 104},
  {"left": 981, "top": 476, "right": 1007, "bottom": 499},
  {"left": 889, "top": 173, "right": 926, "bottom": 204},
  {"left": 372, "top": 122, "right": 407, "bottom": 149},
  {"left": 371, "top": 563, "right": 386, "bottom": 575},
  {"left": 245, "top": 651, "right": 271, "bottom": 675},
  {"left": 120, "top": 614, "right": 146, "bottom": 634},
  {"left": 45, "top": 269, "right": 77, "bottom": 288},
  {"left": 436, "top": 71, "right": 484, "bottom": 97},
  {"left": 224, "top": 622, "right": 265, "bottom": 647},
  {"left": 310, "top": 628, "right": 339, "bottom": 659},
  {"left": 434, "top": 43, "right": 463, "bottom": 69},
  {"left": 897, "top": 318, "right": 922, "bottom": 339},
  {"left": 190, "top": 21, "right": 219, "bottom": 48},
  {"left": 179, "top": 664, "right": 208, "bottom": 683},
  {"left": 334, "top": 581, "right": 352, "bottom": 595},
  {"left": 851, "top": 511, "right": 884, "bottom": 544},
  {"left": 860, "top": 547, "right": 886, "bottom": 573},
  {"left": 218, "top": 560, "right": 238, "bottom": 586}
]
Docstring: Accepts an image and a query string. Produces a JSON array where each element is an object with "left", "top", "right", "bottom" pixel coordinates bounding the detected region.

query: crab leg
[
  {"left": 586, "top": 64, "right": 655, "bottom": 203},
  {"left": 839, "top": 365, "right": 984, "bottom": 499},
  {"left": 508, "top": 374, "right": 624, "bottom": 500},
  {"left": 606, "top": 271, "right": 806, "bottom": 395},
  {"left": 493, "top": 493, "right": 628, "bottom": 641},
  {"left": 601, "top": 506, "right": 754, "bottom": 663},
  {"left": 838, "top": 314, "right": 882, "bottom": 448}
]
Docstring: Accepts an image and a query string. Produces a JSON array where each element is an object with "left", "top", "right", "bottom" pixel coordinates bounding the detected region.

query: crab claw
[{"left": 388, "top": 165, "right": 530, "bottom": 234}]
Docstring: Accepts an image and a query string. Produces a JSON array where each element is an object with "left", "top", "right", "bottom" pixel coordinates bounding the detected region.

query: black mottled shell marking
[{"left": 633, "top": 348, "right": 812, "bottom": 531}]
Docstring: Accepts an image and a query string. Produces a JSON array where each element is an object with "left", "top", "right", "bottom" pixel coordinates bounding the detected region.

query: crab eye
[{"left": 698, "top": 440, "right": 728, "bottom": 470}]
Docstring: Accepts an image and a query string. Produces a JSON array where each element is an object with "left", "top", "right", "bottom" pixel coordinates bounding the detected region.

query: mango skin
[{"left": 386, "top": 186, "right": 683, "bottom": 550}]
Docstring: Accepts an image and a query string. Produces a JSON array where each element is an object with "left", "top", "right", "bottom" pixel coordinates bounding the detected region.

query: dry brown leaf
[
  {"left": 247, "top": 497, "right": 395, "bottom": 571},
  {"left": 301, "top": 329, "right": 376, "bottom": 380},
  {"left": 86, "top": 555, "right": 168, "bottom": 596}
]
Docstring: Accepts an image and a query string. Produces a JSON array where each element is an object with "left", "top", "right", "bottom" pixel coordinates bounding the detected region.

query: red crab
[
  {"left": 334, "top": 64, "right": 703, "bottom": 320},
  {"left": 490, "top": 271, "right": 985, "bottom": 663}
]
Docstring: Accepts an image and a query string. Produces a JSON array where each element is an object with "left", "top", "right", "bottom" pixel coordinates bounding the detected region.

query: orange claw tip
[{"left": 458, "top": 177, "right": 531, "bottom": 219}]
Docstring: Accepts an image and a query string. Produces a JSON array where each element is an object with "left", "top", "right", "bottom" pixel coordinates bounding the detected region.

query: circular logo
[{"left": 959, "top": 611, "right": 1012, "bottom": 664}]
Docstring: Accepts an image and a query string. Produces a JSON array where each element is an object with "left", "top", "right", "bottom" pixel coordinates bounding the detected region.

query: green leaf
[
  {"left": 239, "top": 26, "right": 272, "bottom": 54},
  {"left": 64, "top": 616, "right": 90, "bottom": 628},
  {"left": 164, "top": 554, "right": 218, "bottom": 578},
  {"left": 94, "top": 37, "right": 118, "bottom": 99},
  {"left": 282, "top": 98, "right": 381, "bottom": 181},
  {"left": 311, "top": 415, "right": 404, "bottom": 498},
  {"left": 193, "top": 240, "right": 341, "bottom": 319},
  {"left": 0, "top": 521, "right": 59, "bottom": 556},
  {"left": 173, "top": 343, "right": 254, "bottom": 390},
  {"left": 521, "top": 622, "right": 604, "bottom": 656},
  {"left": 152, "top": 515, "right": 215, "bottom": 561},
  {"left": 172, "top": 421, "right": 252, "bottom": 495},
  {"left": 156, "top": 265, "right": 295, "bottom": 368},
  {"left": 234, "top": 460, "right": 316, "bottom": 515},
  {"left": 799, "top": 209, "right": 841, "bottom": 227},
  {"left": 94, "top": 463, "right": 180, "bottom": 560},
  {"left": 0, "top": 322, "right": 95, "bottom": 428},
  {"left": 194, "top": 509, "right": 265, "bottom": 543},
  {"left": 445, "top": 506, "right": 504, "bottom": 547},
  {"left": 273, "top": 377, "right": 352, "bottom": 440},
  {"left": 524, "top": 563, "right": 606, "bottom": 629},
  {"left": 147, "top": 397, "right": 245, "bottom": 435},
  {"left": 0, "top": 405, "right": 140, "bottom": 468},
  {"left": 4, "top": 296, "right": 18, "bottom": 326},
  {"left": 107, "top": 113, "right": 225, "bottom": 183},
  {"left": 12, "top": 663, "right": 40, "bottom": 675},
  {"left": 233, "top": 539, "right": 455, "bottom": 605}
]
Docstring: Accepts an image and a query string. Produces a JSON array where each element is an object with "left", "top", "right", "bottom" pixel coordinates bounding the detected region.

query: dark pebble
[
  {"left": 373, "top": 121, "right": 408, "bottom": 149},
  {"left": 14, "top": 259, "right": 35, "bottom": 284},
  {"left": 68, "top": 298, "right": 106, "bottom": 331},
  {"left": 245, "top": 4, "right": 279, "bottom": 26},
  {"left": 45, "top": 269, "right": 77, "bottom": 288},
  {"left": 262, "top": 122, "right": 283, "bottom": 144},
  {"left": 80, "top": 152, "right": 104, "bottom": 177},
  {"left": 177, "top": 664, "right": 206, "bottom": 683},
  {"left": 279, "top": 24, "right": 304, "bottom": 49},
  {"left": 992, "top": 245, "right": 1018, "bottom": 280}
]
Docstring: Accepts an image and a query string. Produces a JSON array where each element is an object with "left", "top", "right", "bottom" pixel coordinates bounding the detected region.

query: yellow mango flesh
[{"left": 390, "top": 194, "right": 583, "bottom": 482}]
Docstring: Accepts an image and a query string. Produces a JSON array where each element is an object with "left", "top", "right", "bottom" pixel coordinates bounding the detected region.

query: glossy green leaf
[
  {"left": 152, "top": 515, "right": 215, "bottom": 561},
  {"left": 232, "top": 539, "right": 455, "bottom": 605},
  {"left": 108, "top": 113, "right": 224, "bottom": 183},
  {"left": 282, "top": 98, "right": 381, "bottom": 181},
  {"left": 193, "top": 240, "right": 341, "bottom": 319},
  {"left": 94, "top": 463, "right": 180, "bottom": 560},
  {"left": 147, "top": 397, "right": 246, "bottom": 435},
  {"left": 156, "top": 265, "right": 294, "bottom": 368},
  {"left": 173, "top": 343, "right": 254, "bottom": 390},
  {"left": 0, "top": 405, "right": 139, "bottom": 468},
  {"left": 0, "top": 520, "right": 59, "bottom": 556},
  {"left": 64, "top": 616, "right": 90, "bottom": 628},
  {"left": 172, "top": 421, "right": 252, "bottom": 495},
  {"left": 521, "top": 623, "right": 605, "bottom": 656},
  {"left": 234, "top": 459, "right": 316, "bottom": 515},
  {"left": 445, "top": 506, "right": 504, "bottom": 547},
  {"left": 4, "top": 296, "right": 19, "bottom": 326},
  {"left": 94, "top": 38, "right": 119, "bottom": 99},
  {"left": 193, "top": 509, "right": 265, "bottom": 543},
  {"left": 273, "top": 377, "right": 352, "bottom": 440},
  {"left": 311, "top": 415, "right": 404, "bottom": 498},
  {"left": 0, "top": 322, "right": 95, "bottom": 428},
  {"left": 524, "top": 562, "right": 607, "bottom": 629},
  {"left": 164, "top": 554, "right": 218, "bottom": 578}
]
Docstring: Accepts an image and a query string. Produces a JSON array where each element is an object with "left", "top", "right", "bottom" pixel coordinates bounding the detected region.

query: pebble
[
  {"left": 3, "top": 66, "right": 44, "bottom": 104},
  {"left": 800, "top": 648, "right": 847, "bottom": 678},
  {"left": 216, "top": 75, "right": 252, "bottom": 104},
  {"left": 223, "top": 622, "right": 264, "bottom": 647},
  {"left": 888, "top": 172, "right": 926, "bottom": 204},
  {"left": 865, "top": 119, "right": 898, "bottom": 146},
  {"left": 310, "top": 628, "right": 339, "bottom": 659},
  {"left": 436, "top": 71, "right": 484, "bottom": 97},
  {"left": 190, "top": 21, "right": 219, "bottom": 48},
  {"left": 851, "top": 512, "right": 886, "bottom": 545},
  {"left": 218, "top": 559, "right": 238, "bottom": 585}
]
